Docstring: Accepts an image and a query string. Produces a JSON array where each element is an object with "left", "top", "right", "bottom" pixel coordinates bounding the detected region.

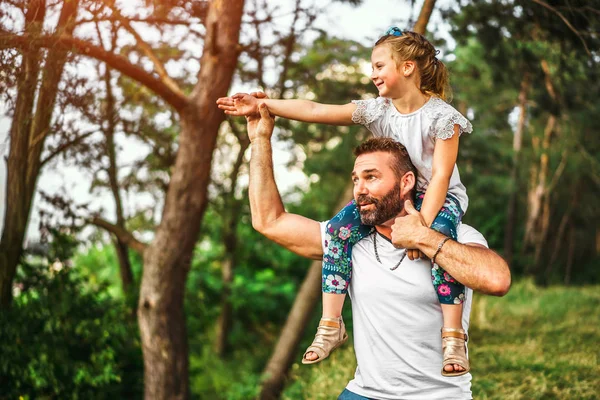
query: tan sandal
[
  {"left": 301, "top": 317, "right": 348, "bottom": 365},
  {"left": 441, "top": 327, "right": 470, "bottom": 377}
]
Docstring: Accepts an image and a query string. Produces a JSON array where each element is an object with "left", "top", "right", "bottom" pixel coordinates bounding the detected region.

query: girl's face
[{"left": 370, "top": 45, "right": 404, "bottom": 97}]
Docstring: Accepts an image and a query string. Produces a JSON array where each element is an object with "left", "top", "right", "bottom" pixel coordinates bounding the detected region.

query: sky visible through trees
[{"left": 0, "top": 0, "right": 432, "bottom": 242}]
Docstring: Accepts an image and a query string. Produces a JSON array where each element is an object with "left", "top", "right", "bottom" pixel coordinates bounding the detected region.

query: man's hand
[
  {"left": 246, "top": 103, "right": 275, "bottom": 143},
  {"left": 217, "top": 92, "right": 266, "bottom": 116},
  {"left": 391, "top": 200, "right": 427, "bottom": 259}
]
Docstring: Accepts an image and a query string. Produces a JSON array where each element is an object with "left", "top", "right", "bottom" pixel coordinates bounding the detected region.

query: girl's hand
[
  {"left": 249, "top": 91, "right": 269, "bottom": 99},
  {"left": 216, "top": 92, "right": 261, "bottom": 116}
]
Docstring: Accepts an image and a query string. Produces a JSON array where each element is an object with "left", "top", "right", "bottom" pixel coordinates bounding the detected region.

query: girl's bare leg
[{"left": 304, "top": 292, "right": 346, "bottom": 362}]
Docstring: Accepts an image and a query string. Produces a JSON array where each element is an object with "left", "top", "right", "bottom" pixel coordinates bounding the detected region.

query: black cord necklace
[{"left": 373, "top": 232, "right": 406, "bottom": 271}]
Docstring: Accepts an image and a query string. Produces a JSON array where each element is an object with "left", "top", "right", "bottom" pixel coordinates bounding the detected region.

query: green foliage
[
  {"left": 0, "top": 260, "right": 143, "bottom": 399},
  {"left": 73, "top": 244, "right": 142, "bottom": 301},
  {"left": 282, "top": 280, "right": 600, "bottom": 399},
  {"left": 444, "top": 0, "right": 600, "bottom": 280},
  {"left": 189, "top": 346, "right": 264, "bottom": 400}
]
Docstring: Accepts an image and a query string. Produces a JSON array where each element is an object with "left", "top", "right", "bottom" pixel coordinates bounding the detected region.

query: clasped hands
[
  {"left": 226, "top": 92, "right": 274, "bottom": 142},
  {"left": 217, "top": 91, "right": 267, "bottom": 117}
]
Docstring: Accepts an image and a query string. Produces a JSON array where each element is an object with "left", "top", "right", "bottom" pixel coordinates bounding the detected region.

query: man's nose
[{"left": 355, "top": 180, "right": 368, "bottom": 195}]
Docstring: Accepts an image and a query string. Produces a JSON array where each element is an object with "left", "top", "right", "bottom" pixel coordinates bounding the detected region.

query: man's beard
[{"left": 357, "top": 184, "right": 404, "bottom": 226}]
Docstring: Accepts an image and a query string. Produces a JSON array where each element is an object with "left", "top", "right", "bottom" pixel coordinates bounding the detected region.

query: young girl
[{"left": 218, "top": 28, "right": 473, "bottom": 377}]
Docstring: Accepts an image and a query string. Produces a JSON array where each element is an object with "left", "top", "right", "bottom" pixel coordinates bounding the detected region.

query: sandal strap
[
  {"left": 441, "top": 327, "right": 468, "bottom": 341},
  {"left": 319, "top": 318, "right": 341, "bottom": 328}
]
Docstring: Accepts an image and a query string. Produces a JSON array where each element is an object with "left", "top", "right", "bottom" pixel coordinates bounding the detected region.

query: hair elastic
[
  {"left": 433, "top": 50, "right": 440, "bottom": 66},
  {"left": 384, "top": 27, "right": 404, "bottom": 37}
]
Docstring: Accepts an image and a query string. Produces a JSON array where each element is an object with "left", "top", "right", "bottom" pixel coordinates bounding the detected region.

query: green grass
[{"left": 282, "top": 280, "right": 600, "bottom": 399}]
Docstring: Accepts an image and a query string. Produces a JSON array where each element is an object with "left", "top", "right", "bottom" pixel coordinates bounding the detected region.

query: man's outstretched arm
[
  {"left": 248, "top": 104, "right": 323, "bottom": 260},
  {"left": 391, "top": 200, "right": 511, "bottom": 296}
]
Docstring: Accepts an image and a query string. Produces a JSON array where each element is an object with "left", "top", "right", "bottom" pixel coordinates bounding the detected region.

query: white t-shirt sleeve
[
  {"left": 319, "top": 221, "right": 329, "bottom": 254},
  {"left": 351, "top": 97, "right": 391, "bottom": 137},
  {"left": 457, "top": 223, "right": 488, "bottom": 248}
]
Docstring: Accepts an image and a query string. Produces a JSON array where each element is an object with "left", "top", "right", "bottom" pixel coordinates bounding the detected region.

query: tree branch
[
  {"left": 90, "top": 216, "right": 147, "bottom": 254},
  {"left": 40, "top": 129, "right": 97, "bottom": 168},
  {"left": 530, "top": 0, "right": 591, "bottom": 56},
  {"left": 107, "top": 5, "right": 185, "bottom": 99},
  {"left": 76, "top": 16, "right": 197, "bottom": 27},
  {"left": 0, "top": 33, "right": 190, "bottom": 111},
  {"left": 547, "top": 150, "right": 567, "bottom": 191}
]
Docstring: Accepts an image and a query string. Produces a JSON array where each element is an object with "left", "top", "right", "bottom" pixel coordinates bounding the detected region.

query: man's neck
[
  {"left": 375, "top": 212, "right": 403, "bottom": 239},
  {"left": 370, "top": 198, "right": 410, "bottom": 239},
  {"left": 375, "top": 224, "right": 392, "bottom": 239}
]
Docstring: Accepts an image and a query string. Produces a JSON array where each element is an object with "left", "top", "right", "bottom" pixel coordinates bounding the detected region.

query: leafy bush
[{"left": 0, "top": 260, "right": 143, "bottom": 399}]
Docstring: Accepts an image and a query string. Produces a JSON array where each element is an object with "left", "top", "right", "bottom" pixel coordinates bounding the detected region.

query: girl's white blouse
[{"left": 352, "top": 96, "right": 472, "bottom": 213}]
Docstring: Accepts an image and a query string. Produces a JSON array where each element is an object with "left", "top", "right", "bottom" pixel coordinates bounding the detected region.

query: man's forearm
[
  {"left": 414, "top": 227, "right": 511, "bottom": 296},
  {"left": 249, "top": 137, "right": 285, "bottom": 233}
]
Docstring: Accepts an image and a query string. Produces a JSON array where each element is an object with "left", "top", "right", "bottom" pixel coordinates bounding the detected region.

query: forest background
[{"left": 0, "top": 0, "right": 599, "bottom": 399}]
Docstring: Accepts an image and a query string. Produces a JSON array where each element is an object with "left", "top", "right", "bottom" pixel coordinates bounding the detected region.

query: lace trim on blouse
[
  {"left": 351, "top": 96, "right": 473, "bottom": 140},
  {"left": 425, "top": 97, "right": 473, "bottom": 140},
  {"left": 351, "top": 97, "right": 391, "bottom": 126}
]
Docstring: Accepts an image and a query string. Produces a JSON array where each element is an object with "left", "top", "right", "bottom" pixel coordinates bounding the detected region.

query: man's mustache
[{"left": 356, "top": 194, "right": 379, "bottom": 207}]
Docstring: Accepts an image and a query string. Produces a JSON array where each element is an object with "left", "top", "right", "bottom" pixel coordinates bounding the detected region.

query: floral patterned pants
[{"left": 322, "top": 191, "right": 465, "bottom": 305}]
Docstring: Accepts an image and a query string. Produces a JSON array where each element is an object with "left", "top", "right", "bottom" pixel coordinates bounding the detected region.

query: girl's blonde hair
[{"left": 375, "top": 30, "right": 451, "bottom": 102}]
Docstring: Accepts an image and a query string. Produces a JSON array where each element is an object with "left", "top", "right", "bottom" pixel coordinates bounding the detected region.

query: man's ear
[
  {"left": 402, "top": 61, "right": 416, "bottom": 77},
  {"left": 400, "top": 171, "right": 416, "bottom": 198}
]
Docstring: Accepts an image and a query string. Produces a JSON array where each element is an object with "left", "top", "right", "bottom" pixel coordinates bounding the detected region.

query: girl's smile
[{"left": 370, "top": 45, "right": 402, "bottom": 97}]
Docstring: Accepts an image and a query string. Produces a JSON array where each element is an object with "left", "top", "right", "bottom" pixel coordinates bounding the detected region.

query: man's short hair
[{"left": 354, "top": 137, "right": 418, "bottom": 181}]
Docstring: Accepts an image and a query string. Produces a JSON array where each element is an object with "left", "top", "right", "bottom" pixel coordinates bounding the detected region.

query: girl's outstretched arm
[{"left": 216, "top": 92, "right": 356, "bottom": 126}]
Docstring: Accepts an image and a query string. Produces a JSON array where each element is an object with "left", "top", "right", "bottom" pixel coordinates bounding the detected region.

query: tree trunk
[
  {"left": 215, "top": 136, "right": 249, "bottom": 357},
  {"left": 533, "top": 191, "right": 551, "bottom": 269},
  {"left": 114, "top": 238, "right": 134, "bottom": 291},
  {"left": 0, "top": 0, "right": 78, "bottom": 307},
  {"left": 523, "top": 114, "right": 556, "bottom": 264},
  {"left": 104, "top": 65, "right": 135, "bottom": 294},
  {"left": 564, "top": 224, "right": 575, "bottom": 285},
  {"left": 258, "top": 185, "right": 352, "bottom": 400},
  {"left": 215, "top": 255, "right": 234, "bottom": 356},
  {"left": 413, "top": 0, "right": 436, "bottom": 35},
  {"left": 0, "top": 0, "right": 47, "bottom": 307},
  {"left": 136, "top": 1, "right": 245, "bottom": 399},
  {"left": 546, "top": 190, "right": 577, "bottom": 281},
  {"left": 503, "top": 74, "right": 529, "bottom": 263}
]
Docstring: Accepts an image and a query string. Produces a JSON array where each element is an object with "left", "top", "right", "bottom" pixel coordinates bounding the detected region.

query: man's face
[{"left": 352, "top": 152, "right": 406, "bottom": 226}]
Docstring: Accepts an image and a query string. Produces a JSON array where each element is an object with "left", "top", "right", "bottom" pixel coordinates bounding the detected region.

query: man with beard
[{"left": 246, "top": 104, "right": 511, "bottom": 399}]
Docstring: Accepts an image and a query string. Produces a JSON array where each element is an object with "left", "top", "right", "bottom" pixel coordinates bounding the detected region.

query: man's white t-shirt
[{"left": 320, "top": 222, "right": 488, "bottom": 400}]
